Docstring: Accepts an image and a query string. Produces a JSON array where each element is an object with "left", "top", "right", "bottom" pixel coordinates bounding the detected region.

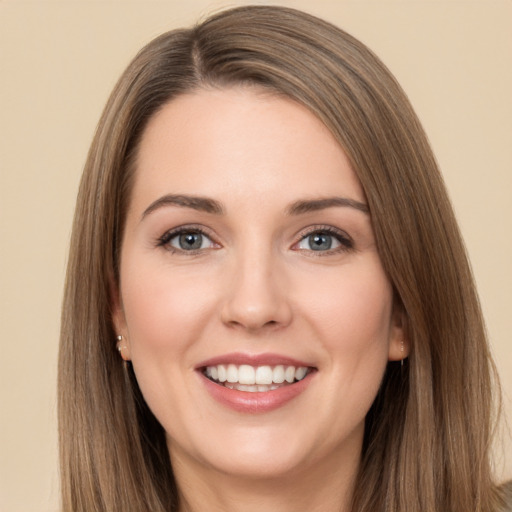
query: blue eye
[
  {"left": 172, "top": 232, "right": 206, "bottom": 250},
  {"left": 158, "top": 228, "right": 217, "bottom": 252},
  {"left": 295, "top": 228, "right": 353, "bottom": 253},
  {"left": 297, "top": 232, "right": 341, "bottom": 251}
]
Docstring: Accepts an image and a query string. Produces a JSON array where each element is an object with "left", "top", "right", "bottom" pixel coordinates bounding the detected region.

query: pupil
[
  {"left": 310, "top": 233, "right": 331, "bottom": 251},
  {"left": 179, "top": 233, "right": 202, "bottom": 250}
]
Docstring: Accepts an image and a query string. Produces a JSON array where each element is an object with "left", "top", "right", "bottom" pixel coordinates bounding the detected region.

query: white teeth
[
  {"left": 217, "top": 364, "right": 227, "bottom": 382},
  {"left": 226, "top": 383, "right": 262, "bottom": 392},
  {"left": 226, "top": 364, "right": 238, "bottom": 383},
  {"left": 255, "top": 366, "right": 273, "bottom": 385},
  {"left": 238, "top": 384, "right": 258, "bottom": 392},
  {"left": 204, "top": 363, "right": 310, "bottom": 388},
  {"left": 295, "top": 366, "right": 307, "bottom": 380},
  {"left": 285, "top": 366, "right": 295, "bottom": 383},
  {"left": 273, "top": 365, "right": 285, "bottom": 383},
  {"left": 239, "top": 365, "right": 256, "bottom": 385},
  {"left": 225, "top": 383, "right": 283, "bottom": 392}
]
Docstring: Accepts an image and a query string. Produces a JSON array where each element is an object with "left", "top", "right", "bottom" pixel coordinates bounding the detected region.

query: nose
[{"left": 220, "top": 248, "right": 293, "bottom": 333}]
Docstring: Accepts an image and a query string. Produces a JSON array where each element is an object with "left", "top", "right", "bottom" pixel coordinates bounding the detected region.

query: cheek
[
  {"left": 299, "top": 259, "right": 394, "bottom": 369},
  {"left": 118, "top": 258, "right": 221, "bottom": 429},
  {"left": 120, "top": 257, "right": 218, "bottom": 359},
  {"left": 300, "top": 264, "right": 393, "bottom": 433}
]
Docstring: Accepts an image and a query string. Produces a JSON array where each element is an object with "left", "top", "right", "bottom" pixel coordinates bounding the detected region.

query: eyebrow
[
  {"left": 141, "top": 194, "right": 224, "bottom": 220},
  {"left": 286, "top": 197, "right": 369, "bottom": 215},
  {"left": 141, "top": 194, "right": 369, "bottom": 221}
]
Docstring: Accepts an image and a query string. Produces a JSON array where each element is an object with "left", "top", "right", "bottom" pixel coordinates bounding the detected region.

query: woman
[{"left": 58, "top": 5, "right": 510, "bottom": 511}]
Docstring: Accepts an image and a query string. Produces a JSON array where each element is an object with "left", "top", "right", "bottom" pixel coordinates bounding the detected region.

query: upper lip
[{"left": 195, "top": 352, "right": 315, "bottom": 369}]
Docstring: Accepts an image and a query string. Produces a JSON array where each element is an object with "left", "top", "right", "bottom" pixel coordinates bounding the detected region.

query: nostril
[
  {"left": 219, "top": 268, "right": 294, "bottom": 330},
  {"left": 225, "top": 317, "right": 282, "bottom": 332}
]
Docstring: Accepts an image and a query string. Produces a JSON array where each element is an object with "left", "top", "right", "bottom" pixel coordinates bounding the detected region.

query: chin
[
  {"left": 205, "top": 447, "right": 309, "bottom": 480},
  {"left": 168, "top": 417, "right": 362, "bottom": 483},
  {"left": 168, "top": 422, "right": 317, "bottom": 479}
]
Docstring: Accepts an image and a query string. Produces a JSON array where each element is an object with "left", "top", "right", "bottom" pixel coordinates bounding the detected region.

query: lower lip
[{"left": 199, "top": 371, "right": 315, "bottom": 413}]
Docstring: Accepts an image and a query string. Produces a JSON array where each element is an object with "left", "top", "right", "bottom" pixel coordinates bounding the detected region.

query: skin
[{"left": 114, "top": 87, "right": 407, "bottom": 512}]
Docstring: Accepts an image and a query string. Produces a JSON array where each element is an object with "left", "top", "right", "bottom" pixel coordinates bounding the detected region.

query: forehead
[{"left": 130, "top": 86, "right": 365, "bottom": 213}]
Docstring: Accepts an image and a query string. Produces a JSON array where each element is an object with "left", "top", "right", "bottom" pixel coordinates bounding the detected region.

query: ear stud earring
[{"left": 116, "top": 335, "right": 127, "bottom": 359}]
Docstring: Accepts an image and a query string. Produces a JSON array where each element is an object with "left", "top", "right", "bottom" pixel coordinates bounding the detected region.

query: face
[{"left": 114, "top": 87, "right": 405, "bottom": 481}]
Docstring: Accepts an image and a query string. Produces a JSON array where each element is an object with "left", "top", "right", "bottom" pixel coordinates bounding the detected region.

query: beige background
[{"left": 1, "top": 1, "right": 511, "bottom": 510}]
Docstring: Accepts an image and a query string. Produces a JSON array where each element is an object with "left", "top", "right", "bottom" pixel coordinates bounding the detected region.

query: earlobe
[
  {"left": 388, "top": 302, "right": 410, "bottom": 362},
  {"left": 110, "top": 281, "right": 131, "bottom": 361},
  {"left": 388, "top": 337, "right": 410, "bottom": 362},
  {"left": 116, "top": 334, "right": 131, "bottom": 361}
]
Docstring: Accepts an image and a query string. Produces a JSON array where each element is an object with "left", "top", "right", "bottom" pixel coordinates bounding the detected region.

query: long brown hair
[{"left": 59, "top": 5, "right": 506, "bottom": 511}]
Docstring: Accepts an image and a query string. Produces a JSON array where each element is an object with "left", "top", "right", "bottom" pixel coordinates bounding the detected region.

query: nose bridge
[{"left": 221, "top": 237, "right": 292, "bottom": 331}]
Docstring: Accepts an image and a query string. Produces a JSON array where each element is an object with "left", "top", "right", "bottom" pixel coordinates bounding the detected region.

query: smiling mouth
[{"left": 202, "top": 364, "right": 314, "bottom": 392}]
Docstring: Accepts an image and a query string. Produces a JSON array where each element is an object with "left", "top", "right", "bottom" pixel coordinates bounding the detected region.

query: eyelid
[
  {"left": 156, "top": 224, "right": 221, "bottom": 253},
  {"left": 291, "top": 224, "right": 354, "bottom": 254},
  {"left": 155, "top": 223, "right": 353, "bottom": 255}
]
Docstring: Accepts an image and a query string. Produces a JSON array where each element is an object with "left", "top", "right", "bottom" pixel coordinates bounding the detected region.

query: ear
[
  {"left": 110, "top": 279, "right": 131, "bottom": 361},
  {"left": 387, "top": 301, "right": 409, "bottom": 362}
]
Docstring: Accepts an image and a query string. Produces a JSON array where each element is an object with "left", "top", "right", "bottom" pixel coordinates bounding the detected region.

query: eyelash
[
  {"left": 156, "top": 225, "right": 218, "bottom": 255},
  {"left": 293, "top": 225, "right": 354, "bottom": 256},
  {"left": 156, "top": 224, "right": 354, "bottom": 255}
]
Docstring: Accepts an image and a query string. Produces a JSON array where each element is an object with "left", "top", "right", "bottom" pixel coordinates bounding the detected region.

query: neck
[{"left": 170, "top": 438, "right": 361, "bottom": 512}]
